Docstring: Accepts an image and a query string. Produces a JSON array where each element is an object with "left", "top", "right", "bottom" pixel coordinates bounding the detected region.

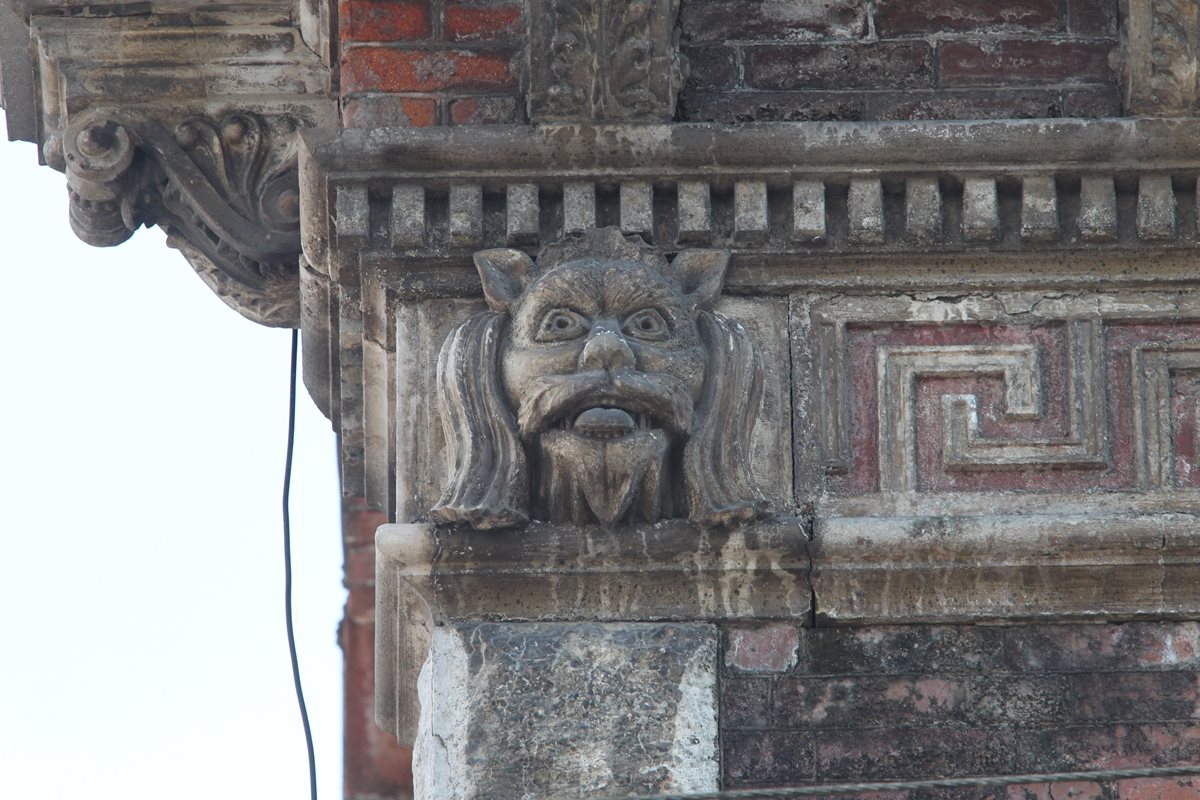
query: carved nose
[{"left": 579, "top": 330, "right": 635, "bottom": 371}]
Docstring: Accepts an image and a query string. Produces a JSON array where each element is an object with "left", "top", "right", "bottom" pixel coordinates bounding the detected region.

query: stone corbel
[
  {"left": 62, "top": 107, "right": 309, "bottom": 326},
  {"left": 20, "top": 2, "right": 335, "bottom": 327}
]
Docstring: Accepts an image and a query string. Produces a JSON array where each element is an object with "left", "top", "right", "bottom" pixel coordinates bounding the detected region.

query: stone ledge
[
  {"left": 377, "top": 517, "right": 811, "bottom": 624},
  {"left": 375, "top": 518, "right": 809, "bottom": 744},
  {"left": 813, "top": 494, "right": 1200, "bottom": 625}
]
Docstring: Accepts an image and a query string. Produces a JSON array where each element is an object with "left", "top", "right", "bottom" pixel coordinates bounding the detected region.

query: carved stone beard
[{"left": 532, "top": 429, "right": 673, "bottom": 526}]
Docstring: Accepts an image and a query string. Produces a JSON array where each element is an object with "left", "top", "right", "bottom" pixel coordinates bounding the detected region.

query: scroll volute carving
[
  {"left": 431, "top": 228, "right": 768, "bottom": 530},
  {"left": 526, "top": 0, "right": 687, "bottom": 122},
  {"left": 61, "top": 108, "right": 305, "bottom": 326}
]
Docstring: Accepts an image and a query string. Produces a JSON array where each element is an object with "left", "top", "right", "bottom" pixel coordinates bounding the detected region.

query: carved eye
[
  {"left": 623, "top": 308, "right": 669, "bottom": 341},
  {"left": 536, "top": 308, "right": 590, "bottom": 342}
]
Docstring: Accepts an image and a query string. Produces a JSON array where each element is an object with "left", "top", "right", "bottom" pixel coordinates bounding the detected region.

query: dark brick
[
  {"left": 1070, "top": 673, "right": 1200, "bottom": 721},
  {"left": 681, "top": 46, "right": 738, "bottom": 90},
  {"left": 1004, "top": 623, "right": 1200, "bottom": 672},
  {"left": 721, "top": 677, "right": 772, "bottom": 728},
  {"left": 678, "top": 90, "right": 864, "bottom": 123},
  {"left": 1116, "top": 777, "right": 1200, "bottom": 800},
  {"left": 803, "top": 625, "right": 1006, "bottom": 675},
  {"left": 748, "top": 42, "right": 933, "bottom": 90},
  {"left": 726, "top": 625, "right": 801, "bottom": 673},
  {"left": 867, "top": 89, "right": 1063, "bottom": 120},
  {"left": 724, "top": 731, "right": 814, "bottom": 786},
  {"left": 1069, "top": 0, "right": 1118, "bottom": 36},
  {"left": 444, "top": 2, "right": 522, "bottom": 41},
  {"left": 1063, "top": 87, "right": 1122, "bottom": 117},
  {"left": 341, "top": 47, "right": 517, "bottom": 93},
  {"left": 342, "top": 95, "right": 439, "bottom": 128},
  {"left": 875, "top": 0, "right": 1061, "bottom": 36},
  {"left": 1015, "top": 724, "right": 1200, "bottom": 772},
  {"left": 1007, "top": 783, "right": 1106, "bottom": 800},
  {"left": 340, "top": 0, "right": 432, "bottom": 42},
  {"left": 966, "top": 675, "right": 1072, "bottom": 726},
  {"left": 680, "top": 0, "right": 867, "bottom": 43},
  {"left": 448, "top": 95, "right": 522, "bottom": 124},
  {"left": 816, "top": 728, "right": 1015, "bottom": 781},
  {"left": 939, "top": 40, "right": 1115, "bottom": 87},
  {"left": 774, "top": 676, "right": 967, "bottom": 728}
]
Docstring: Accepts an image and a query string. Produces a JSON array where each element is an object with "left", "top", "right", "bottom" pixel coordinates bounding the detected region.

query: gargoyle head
[{"left": 431, "top": 227, "right": 767, "bottom": 530}]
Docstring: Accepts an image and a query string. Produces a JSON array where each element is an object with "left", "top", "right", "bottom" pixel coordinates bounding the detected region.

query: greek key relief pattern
[{"left": 806, "top": 293, "right": 1200, "bottom": 498}]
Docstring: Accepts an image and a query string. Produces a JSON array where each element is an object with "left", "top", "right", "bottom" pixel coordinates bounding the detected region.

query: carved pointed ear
[
  {"left": 474, "top": 248, "right": 535, "bottom": 312},
  {"left": 673, "top": 249, "right": 731, "bottom": 310}
]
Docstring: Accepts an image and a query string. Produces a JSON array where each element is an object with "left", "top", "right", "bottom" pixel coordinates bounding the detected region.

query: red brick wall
[
  {"left": 680, "top": 0, "right": 1121, "bottom": 122},
  {"left": 342, "top": 498, "right": 413, "bottom": 800},
  {"left": 722, "top": 623, "right": 1200, "bottom": 796},
  {"left": 338, "top": 0, "right": 525, "bottom": 128}
]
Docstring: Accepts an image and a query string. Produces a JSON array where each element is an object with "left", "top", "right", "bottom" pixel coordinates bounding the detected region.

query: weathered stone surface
[
  {"left": 413, "top": 622, "right": 719, "bottom": 799},
  {"left": 525, "top": 0, "right": 685, "bottom": 123},
  {"left": 429, "top": 228, "right": 772, "bottom": 529},
  {"left": 1126, "top": 0, "right": 1200, "bottom": 115},
  {"left": 21, "top": 3, "right": 335, "bottom": 327},
  {"left": 376, "top": 518, "right": 809, "bottom": 743}
]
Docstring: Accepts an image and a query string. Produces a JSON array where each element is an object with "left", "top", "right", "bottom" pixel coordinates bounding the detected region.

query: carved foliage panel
[
  {"left": 803, "top": 294, "right": 1200, "bottom": 498},
  {"left": 526, "top": 0, "right": 685, "bottom": 122}
]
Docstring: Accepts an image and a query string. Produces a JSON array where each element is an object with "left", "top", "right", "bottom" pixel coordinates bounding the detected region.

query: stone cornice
[{"left": 19, "top": 1, "right": 334, "bottom": 326}]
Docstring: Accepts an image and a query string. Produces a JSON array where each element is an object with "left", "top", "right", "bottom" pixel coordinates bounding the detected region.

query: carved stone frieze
[
  {"left": 1126, "top": 0, "right": 1200, "bottom": 114},
  {"left": 525, "top": 0, "right": 686, "bottom": 122},
  {"left": 430, "top": 227, "right": 768, "bottom": 529}
]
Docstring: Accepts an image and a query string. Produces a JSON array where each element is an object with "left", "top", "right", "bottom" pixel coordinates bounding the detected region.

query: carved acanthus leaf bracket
[
  {"left": 525, "top": 0, "right": 687, "bottom": 123},
  {"left": 1126, "top": 0, "right": 1200, "bottom": 115},
  {"left": 63, "top": 108, "right": 305, "bottom": 327}
]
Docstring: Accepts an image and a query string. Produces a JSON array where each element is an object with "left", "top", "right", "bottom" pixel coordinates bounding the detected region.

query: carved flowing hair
[{"left": 429, "top": 228, "right": 768, "bottom": 529}]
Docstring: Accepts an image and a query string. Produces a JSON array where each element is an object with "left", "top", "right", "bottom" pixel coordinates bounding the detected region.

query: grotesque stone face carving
[{"left": 431, "top": 227, "right": 767, "bottom": 529}]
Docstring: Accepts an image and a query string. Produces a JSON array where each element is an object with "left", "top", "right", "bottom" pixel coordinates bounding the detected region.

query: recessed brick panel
[
  {"left": 341, "top": 48, "right": 517, "bottom": 94},
  {"left": 680, "top": 0, "right": 868, "bottom": 42},
  {"left": 679, "top": 90, "right": 865, "bottom": 123},
  {"left": 444, "top": 2, "right": 523, "bottom": 41},
  {"left": 1069, "top": 0, "right": 1119, "bottom": 36},
  {"left": 875, "top": 0, "right": 1061, "bottom": 36},
  {"left": 448, "top": 95, "right": 523, "bottom": 124},
  {"left": 342, "top": 95, "right": 439, "bottom": 127},
  {"left": 866, "top": 88, "right": 1065, "bottom": 120},
  {"left": 340, "top": 0, "right": 432, "bottom": 42},
  {"left": 940, "top": 40, "right": 1115, "bottom": 86},
  {"left": 681, "top": 45, "right": 738, "bottom": 91},
  {"left": 747, "top": 42, "right": 933, "bottom": 90},
  {"left": 721, "top": 623, "right": 1200, "bottom": 789}
]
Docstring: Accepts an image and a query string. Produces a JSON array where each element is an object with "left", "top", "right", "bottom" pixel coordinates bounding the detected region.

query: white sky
[{"left": 0, "top": 110, "right": 347, "bottom": 798}]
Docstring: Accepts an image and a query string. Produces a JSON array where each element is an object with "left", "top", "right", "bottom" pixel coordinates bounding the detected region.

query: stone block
[
  {"left": 413, "top": 622, "right": 719, "bottom": 799},
  {"left": 847, "top": 177, "right": 884, "bottom": 244},
  {"left": 1021, "top": 175, "right": 1058, "bottom": 242},
  {"left": 734, "top": 180, "right": 769, "bottom": 243},
  {"left": 1138, "top": 175, "right": 1176, "bottom": 241},
  {"left": 904, "top": 176, "right": 941, "bottom": 244},
  {"left": 792, "top": 180, "right": 826, "bottom": 242},
  {"left": 962, "top": 176, "right": 998, "bottom": 240},
  {"left": 1079, "top": 175, "right": 1117, "bottom": 242}
]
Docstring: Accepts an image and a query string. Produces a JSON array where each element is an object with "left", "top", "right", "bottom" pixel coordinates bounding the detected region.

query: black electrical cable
[{"left": 284, "top": 328, "right": 318, "bottom": 800}]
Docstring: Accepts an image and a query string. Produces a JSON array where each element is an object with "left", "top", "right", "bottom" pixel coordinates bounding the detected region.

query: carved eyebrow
[
  {"left": 522, "top": 271, "right": 602, "bottom": 317},
  {"left": 604, "top": 274, "right": 682, "bottom": 317}
]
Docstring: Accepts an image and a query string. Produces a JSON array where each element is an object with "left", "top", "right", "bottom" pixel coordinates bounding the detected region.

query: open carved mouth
[{"left": 555, "top": 406, "right": 656, "bottom": 439}]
